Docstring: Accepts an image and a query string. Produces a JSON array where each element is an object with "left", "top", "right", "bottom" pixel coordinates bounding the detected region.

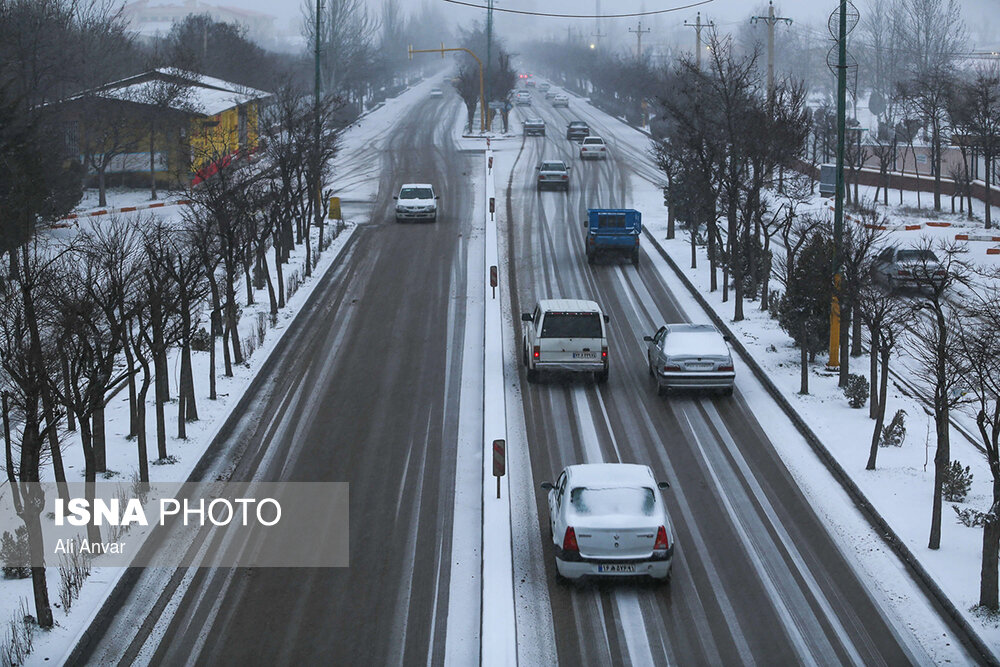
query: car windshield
[
  {"left": 569, "top": 487, "right": 655, "bottom": 516},
  {"left": 540, "top": 312, "right": 602, "bottom": 338},
  {"left": 399, "top": 188, "right": 433, "bottom": 199},
  {"left": 541, "top": 162, "right": 565, "bottom": 171},
  {"left": 570, "top": 122, "right": 587, "bottom": 128},
  {"left": 897, "top": 249, "right": 939, "bottom": 262}
]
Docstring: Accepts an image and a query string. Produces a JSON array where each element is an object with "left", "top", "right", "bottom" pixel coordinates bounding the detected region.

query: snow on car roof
[
  {"left": 662, "top": 324, "right": 730, "bottom": 357},
  {"left": 538, "top": 299, "right": 601, "bottom": 313},
  {"left": 400, "top": 183, "right": 433, "bottom": 189},
  {"left": 564, "top": 463, "right": 656, "bottom": 488}
]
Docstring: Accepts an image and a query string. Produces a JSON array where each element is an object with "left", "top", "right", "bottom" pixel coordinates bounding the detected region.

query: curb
[
  {"left": 643, "top": 229, "right": 999, "bottom": 667},
  {"left": 59, "top": 199, "right": 192, "bottom": 223},
  {"left": 62, "top": 226, "right": 360, "bottom": 665}
]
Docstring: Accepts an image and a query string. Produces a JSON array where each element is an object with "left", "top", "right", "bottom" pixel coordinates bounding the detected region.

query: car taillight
[
  {"left": 562, "top": 174, "right": 568, "bottom": 179},
  {"left": 600, "top": 147, "right": 606, "bottom": 151},
  {"left": 897, "top": 269, "right": 911, "bottom": 277},
  {"left": 664, "top": 365, "right": 681, "bottom": 372},
  {"left": 654, "top": 526, "right": 669, "bottom": 551},
  {"left": 563, "top": 527, "right": 579, "bottom": 553},
  {"left": 719, "top": 365, "right": 734, "bottom": 372},
  {"left": 601, "top": 346, "right": 608, "bottom": 359},
  {"left": 533, "top": 346, "right": 540, "bottom": 360}
]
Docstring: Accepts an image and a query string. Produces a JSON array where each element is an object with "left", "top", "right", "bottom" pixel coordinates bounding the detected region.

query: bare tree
[
  {"left": 904, "top": 240, "right": 970, "bottom": 549},
  {"left": 954, "top": 66, "right": 1000, "bottom": 229}
]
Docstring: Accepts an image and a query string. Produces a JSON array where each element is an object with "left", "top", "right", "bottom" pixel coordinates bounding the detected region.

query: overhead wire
[{"left": 439, "top": 0, "right": 713, "bottom": 19}]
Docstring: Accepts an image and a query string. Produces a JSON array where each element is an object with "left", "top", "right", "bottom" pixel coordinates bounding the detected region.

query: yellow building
[{"left": 63, "top": 68, "right": 270, "bottom": 187}]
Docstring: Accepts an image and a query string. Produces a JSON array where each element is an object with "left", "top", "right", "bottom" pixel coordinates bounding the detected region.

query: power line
[{"left": 439, "top": 0, "right": 714, "bottom": 20}]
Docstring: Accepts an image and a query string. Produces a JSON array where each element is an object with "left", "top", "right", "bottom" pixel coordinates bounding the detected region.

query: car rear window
[
  {"left": 897, "top": 249, "right": 939, "bottom": 262},
  {"left": 570, "top": 487, "right": 655, "bottom": 516},
  {"left": 570, "top": 122, "right": 587, "bottom": 128},
  {"left": 583, "top": 138, "right": 603, "bottom": 145},
  {"left": 540, "top": 162, "right": 565, "bottom": 171},
  {"left": 540, "top": 312, "right": 602, "bottom": 338},
  {"left": 400, "top": 187, "right": 433, "bottom": 199},
  {"left": 595, "top": 213, "right": 626, "bottom": 228}
]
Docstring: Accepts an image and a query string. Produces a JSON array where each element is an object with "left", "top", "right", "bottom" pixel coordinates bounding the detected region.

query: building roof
[{"left": 70, "top": 68, "right": 270, "bottom": 117}]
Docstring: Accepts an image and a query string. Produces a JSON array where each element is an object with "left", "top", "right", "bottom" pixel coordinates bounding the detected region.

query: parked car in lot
[
  {"left": 552, "top": 94, "right": 570, "bottom": 107},
  {"left": 515, "top": 91, "right": 532, "bottom": 106},
  {"left": 873, "top": 246, "right": 948, "bottom": 290},
  {"left": 429, "top": 87, "right": 443, "bottom": 98},
  {"left": 522, "top": 299, "right": 609, "bottom": 383},
  {"left": 537, "top": 160, "right": 571, "bottom": 191},
  {"left": 644, "top": 323, "right": 735, "bottom": 396},
  {"left": 541, "top": 464, "right": 675, "bottom": 582},
  {"left": 566, "top": 120, "right": 589, "bottom": 140},
  {"left": 523, "top": 118, "right": 546, "bottom": 136},
  {"left": 585, "top": 208, "right": 640, "bottom": 266},
  {"left": 394, "top": 183, "right": 439, "bottom": 223},
  {"left": 579, "top": 136, "right": 608, "bottom": 160}
]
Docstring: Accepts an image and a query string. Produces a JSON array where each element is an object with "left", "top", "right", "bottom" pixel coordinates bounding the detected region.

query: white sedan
[
  {"left": 579, "top": 136, "right": 608, "bottom": 160},
  {"left": 541, "top": 463, "right": 675, "bottom": 582}
]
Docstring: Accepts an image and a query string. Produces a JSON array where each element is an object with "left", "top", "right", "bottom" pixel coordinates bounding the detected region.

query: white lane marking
[
  {"left": 388, "top": 412, "right": 433, "bottom": 666},
  {"left": 571, "top": 387, "right": 604, "bottom": 464},
  {"left": 615, "top": 590, "right": 658, "bottom": 667},
  {"left": 678, "top": 410, "right": 821, "bottom": 667},
  {"left": 701, "top": 401, "right": 868, "bottom": 666}
]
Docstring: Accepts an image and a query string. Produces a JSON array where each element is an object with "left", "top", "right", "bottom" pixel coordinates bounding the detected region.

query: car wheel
[
  {"left": 526, "top": 367, "right": 539, "bottom": 383},
  {"left": 554, "top": 570, "right": 570, "bottom": 585},
  {"left": 648, "top": 355, "right": 654, "bottom": 377},
  {"left": 632, "top": 249, "right": 640, "bottom": 267},
  {"left": 651, "top": 570, "right": 672, "bottom": 586},
  {"left": 395, "top": 217, "right": 403, "bottom": 224},
  {"left": 657, "top": 383, "right": 668, "bottom": 397},
  {"left": 587, "top": 252, "right": 595, "bottom": 265},
  {"left": 595, "top": 368, "right": 609, "bottom": 384},
  {"left": 723, "top": 386, "right": 734, "bottom": 397}
]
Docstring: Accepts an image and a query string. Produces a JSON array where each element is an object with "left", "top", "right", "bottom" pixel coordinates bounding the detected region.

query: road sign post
[
  {"left": 328, "top": 196, "right": 341, "bottom": 220},
  {"left": 492, "top": 439, "right": 505, "bottom": 499},
  {"left": 490, "top": 265, "right": 498, "bottom": 299},
  {"left": 489, "top": 197, "right": 495, "bottom": 220}
]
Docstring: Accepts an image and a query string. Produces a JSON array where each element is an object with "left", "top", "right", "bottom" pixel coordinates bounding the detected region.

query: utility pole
[
  {"left": 486, "top": 0, "right": 494, "bottom": 131},
  {"left": 592, "top": 0, "right": 604, "bottom": 47},
  {"left": 683, "top": 12, "right": 713, "bottom": 70},
  {"left": 750, "top": 1, "right": 792, "bottom": 99},
  {"left": 628, "top": 20, "right": 651, "bottom": 60}
]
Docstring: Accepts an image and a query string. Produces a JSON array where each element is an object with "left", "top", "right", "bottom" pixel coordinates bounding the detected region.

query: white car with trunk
[
  {"left": 394, "top": 183, "right": 439, "bottom": 223},
  {"left": 541, "top": 463, "right": 675, "bottom": 582},
  {"left": 579, "top": 135, "right": 608, "bottom": 160},
  {"left": 644, "top": 323, "right": 735, "bottom": 396},
  {"left": 522, "top": 299, "right": 609, "bottom": 383}
]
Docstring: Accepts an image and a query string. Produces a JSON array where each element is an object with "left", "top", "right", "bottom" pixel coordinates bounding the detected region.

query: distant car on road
[
  {"left": 873, "top": 246, "right": 948, "bottom": 290},
  {"left": 552, "top": 94, "right": 570, "bottom": 108},
  {"left": 566, "top": 121, "right": 589, "bottom": 141},
  {"left": 394, "top": 183, "right": 439, "bottom": 223},
  {"left": 540, "top": 463, "right": 674, "bottom": 582},
  {"left": 429, "top": 87, "right": 443, "bottom": 98},
  {"left": 544, "top": 90, "right": 557, "bottom": 100},
  {"left": 522, "top": 299, "right": 609, "bottom": 383},
  {"left": 526, "top": 79, "right": 536, "bottom": 87},
  {"left": 536, "top": 160, "right": 571, "bottom": 191},
  {"left": 523, "top": 118, "right": 546, "bottom": 136},
  {"left": 538, "top": 82, "right": 551, "bottom": 92},
  {"left": 644, "top": 323, "right": 735, "bottom": 396},
  {"left": 579, "top": 136, "right": 608, "bottom": 160},
  {"left": 515, "top": 91, "right": 532, "bottom": 106}
]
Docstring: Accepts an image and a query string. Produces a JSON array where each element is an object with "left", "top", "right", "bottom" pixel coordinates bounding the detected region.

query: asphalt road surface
[
  {"left": 73, "top": 91, "right": 479, "bottom": 666},
  {"left": 505, "top": 94, "right": 933, "bottom": 665}
]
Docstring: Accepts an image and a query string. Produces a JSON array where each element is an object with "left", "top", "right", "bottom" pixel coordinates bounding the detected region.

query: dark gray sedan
[{"left": 644, "top": 323, "right": 735, "bottom": 396}]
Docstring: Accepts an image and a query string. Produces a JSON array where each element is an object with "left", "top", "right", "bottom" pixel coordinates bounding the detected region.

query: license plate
[
  {"left": 598, "top": 564, "right": 636, "bottom": 573},
  {"left": 687, "top": 363, "right": 713, "bottom": 370},
  {"left": 573, "top": 352, "right": 596, "bottom": 359}
]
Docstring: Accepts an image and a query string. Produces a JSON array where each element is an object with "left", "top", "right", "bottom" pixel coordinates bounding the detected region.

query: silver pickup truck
[{"left": 523, "top": 118, "right": 545, "bottom": 136}]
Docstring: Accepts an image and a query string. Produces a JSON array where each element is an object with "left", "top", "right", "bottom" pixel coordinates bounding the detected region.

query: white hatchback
[
  {"left": 541, "top": 464, "right": 675, "bottom": 582},
  {"left": 579, "top": 136, "right": 608, "bottom": 160}
]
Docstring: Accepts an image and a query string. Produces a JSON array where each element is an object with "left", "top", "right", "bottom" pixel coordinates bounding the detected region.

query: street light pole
[
  {"left": 485, "top": 0, "right": 494, "bottom": 131},
  {"left": 828, "top": 0, "right": 849, "bottom": 370}
]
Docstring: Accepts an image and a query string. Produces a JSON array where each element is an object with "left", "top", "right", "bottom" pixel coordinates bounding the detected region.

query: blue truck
[{"left": 585, "top": 208, "right": 641, "bottom": 267}]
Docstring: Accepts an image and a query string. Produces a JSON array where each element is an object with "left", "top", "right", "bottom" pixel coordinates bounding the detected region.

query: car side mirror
[
  {"left": 435, "top": 195, "right": 440, "bottom": 199},
  {"left": 566, "top": 166, "right": 571, "bottom": 170},
  {"left": 521, "top": 313, "right": 533, "bottom": 322},
  {"left": 657, "top": 481, "right": 670, "bottom": 490},
  {"left": 392, "top": 196, "right": 398, "bottom": 200},
  {"left": 540, "top": 481, "right": 554, "bottom": 491},
  {"left": 603, "top": 315, "right": 610, "bottom": 323},
  {"left": 723, "top": 335, "right": 731, "bottom": 342},
  {"left": 643, "top": 335, "right": 653, "bottom": 342}
]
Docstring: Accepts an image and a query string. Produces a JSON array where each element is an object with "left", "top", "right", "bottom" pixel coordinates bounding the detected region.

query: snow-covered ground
[{"left": 1, "top": 78, "right": 430, "bottom": 665}]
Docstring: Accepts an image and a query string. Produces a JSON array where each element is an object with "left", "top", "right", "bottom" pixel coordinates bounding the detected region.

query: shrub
[
  {"left": 880, "top": 409, "right": 907, "bottom": 447},
  {"left": 942, "top": 460, "right": 973, "bottom": 502},
  {"left": 0, "top": 598, "right": 34, "bottom": 666},
  {"left": 57, "top": 538, "right": 92, "bottom": 613},
  {"left": 953, "top": 505, "right": 987, "bottom": 528},
  {"left": 0, "top": 527, "right": 30, "bottom": 579},
  {"left": 844, "top": 374, "right": 869, "bottom": 408},
  {"left": 190, "top": 327, "right": 212, "bottom": 352}
]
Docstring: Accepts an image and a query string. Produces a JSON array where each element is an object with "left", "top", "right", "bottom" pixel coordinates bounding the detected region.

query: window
[
  {"left": 569, "top": 487, "right": 655, "bottom": 516},
  {"left": 896, "top": 249, "right": 938, "bottom": 262},
  {"left": 597, "top": 214, "right": 626, "bottom": 228},
  {"left": 540, "top": 312, "right": 602, "bottom": 338},
  {"left": 400, "top": 187, "right": 433, "bottom": 199}
]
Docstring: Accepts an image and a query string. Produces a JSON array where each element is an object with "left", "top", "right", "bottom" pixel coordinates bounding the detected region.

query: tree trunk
[
  {"left": 274, "top": 240, "right": 285, "bottom": 309},
  {"left": 149, "top": 121, "right": 158, "bottom": 201},
  {"left": 851, "top": 310, "right": 863, "bottom": 357},
  {"left": 690, "top": 226, "right": 697, "bottom": 269},
  {"left": 262, "top": 249, "right": 278, "bottom": 316},
  {"left": 136, "top": 379, "right": 151, "bottom": 484},
  {"left": 799, "top": 320, "right": 809, "bottom": 395},
  {"left": 180, "top": 304, "right": 197, "bottom": 422},
  {"left": 22, "top": 508, "right": 54, "bottom": 628},
  {"left": 986, "top": 164, "right": 993, "bottom": 229},
  {"left": 981, "top": 497, "right": 1000, "bottom": 611},
  {"left": 760, "top": 239, "right": 772, "bottom": 312},
  {"left": 77, "top": 417, "right": 102, "bottom": 545},
  {"left": 98, "top": 168, "right": 107, "bottom": 207},
  {"left": 868, "top": 332, "right": 879, "bottom": 420},
  {"left": 929, "top": 401, "right": 950, "bottom": 550},
  {"left": 122, "top": 337, "right": 138, "bottom": 438},
  {"left": 61, "top": 354, "right": 75, "bottom": 432},
  {"left": 839, "top": 305, "right": 851, "bottom": 388},
  {"left": 708, "top": 219, "right": 717, "bottom": 292},
  {"left": 42, "top": 393, "right": 69, "bottom": 501},
  {"left": 93, "top": 403, "right": 106, "bottom": 473},
  {"left": 867, "top": 347, "right": 891, "bottom": 470}
]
